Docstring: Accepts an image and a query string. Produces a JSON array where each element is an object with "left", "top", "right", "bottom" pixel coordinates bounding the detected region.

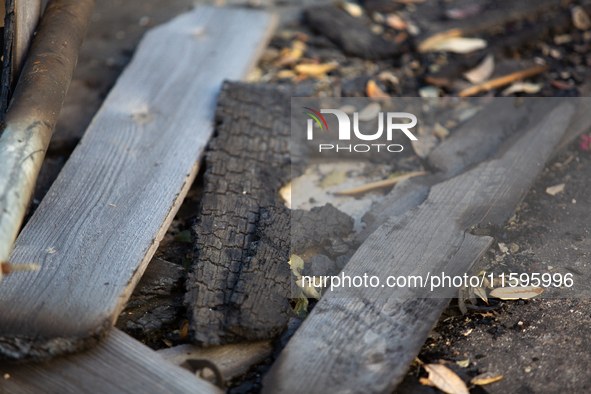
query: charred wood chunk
[
  {"left": 292, "top": 203, "right": 354, "bottom": 253},
  {"left": 304, "top": 5, "right": 401, "bottom": 60},
  {"left": 224, "top": 203, "right": 293, "bottom": 342},
  {"left": 361, "top": 0, "right": 403, "bottom": 15},
  {"left": 184, "top": 83, "right": 356, "bottom": 346},
  {"left": 185, "top": 82, "right": 293, "bottom": 346},
  {"left": 116, "top": 258, "right": 185, "bottom": 342}
]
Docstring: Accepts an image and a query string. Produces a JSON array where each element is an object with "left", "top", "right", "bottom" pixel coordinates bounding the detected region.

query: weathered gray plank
[
  {"left": 0, "top": 329, "right": 222, "bottom": 394},
  {"left": 356, "top": 98, "right": 562, "bottom": 243},
  {"left": 263, "top": 102, "right": 576, "bottom": 393},
  {"left": 0, "top": 6, "right": 277, "bottom": 361},
  {"left": 157, "top": 341, "right": 273, "bottom": 382}
]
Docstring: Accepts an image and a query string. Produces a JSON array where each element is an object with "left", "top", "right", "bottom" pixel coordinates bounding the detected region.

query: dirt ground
[{"left": 32, "top": 0, "right": 591, "bottom": 392}]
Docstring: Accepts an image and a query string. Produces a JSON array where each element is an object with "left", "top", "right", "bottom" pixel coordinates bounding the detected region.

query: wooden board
[
  {"left": 0, "top": 329, "right": 222, "bottom": 394},
  {"left": 263, "top": 101, "right": 577, "bottom": 393},
  {"left": 304, "top": 4, "right": 403, "bottom": 60},
  {"left": 185, "top": 82, "right": 354, "bottom": 346},
  {"left": 357, "top": 98, "right": 562, "bottom": 243},
  {"left": 157, "top": 340, "right": 273, "bottom": 382},
  {"left": 0, "top": 6, "right": 277, "bottom": 361}
]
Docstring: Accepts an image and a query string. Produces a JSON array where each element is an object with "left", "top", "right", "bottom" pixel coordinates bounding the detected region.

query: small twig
[
  {"left": 1, "top": 262, "right": 40, "bottom": 278},
  {"left": 458, "top": 65, "right": 549, "bottom": 97},
  {"left": 334, "top": 171, "right": 428, "bottom": 196}
]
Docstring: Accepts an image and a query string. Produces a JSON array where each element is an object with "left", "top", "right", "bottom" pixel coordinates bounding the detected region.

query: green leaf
[
  {"left": 182, "top": 257, "right": 192, "bottom": 271},
  {"left": 173, "top": 230, "right": 192, "bottom": 244}
]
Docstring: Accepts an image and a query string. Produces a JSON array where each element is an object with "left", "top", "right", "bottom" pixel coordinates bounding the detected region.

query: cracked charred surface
[
  {"left": 185, "top": 82, "right": 293, "bottom": 346},
  {"left": 185, "top": 82, "right": 355, "bottom": 345}
]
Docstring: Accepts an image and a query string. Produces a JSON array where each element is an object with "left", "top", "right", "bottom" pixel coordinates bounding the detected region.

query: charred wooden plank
[
  {"left": 185, "top": 82, "right": 354, "bottom": 345},
  {"left": 0, "top": 6, "right": 277, "bottom": 361},
  {"left": 304, "top": 4, "right": 402, "bottom": 60},
  {"left": 115, "top": 257, "right": 185, "bottom": 342},
  {"left": 185, "top": 82, "right": 293, "bottom": 345},
  {"left": 414, "top": 0, "right": 564, "bottom": 48},
  {"left": 263, "top": 101, "right": 576, "bottom": 393}
]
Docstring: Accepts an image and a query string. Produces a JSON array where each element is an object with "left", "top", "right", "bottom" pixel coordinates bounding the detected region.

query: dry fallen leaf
[
  {"left": 338, "top": 104, "right": 356, "bottom": 114},
  {"left": 471, "top": 372, "right": 503, "bottom": 385},
  {"left": 386, "top": 13, "right": 407, "bottom": 30},
  {"left": 546, "top": 183, "right": 565, "bottom": 196},
  {"left": 463, "top": 54, "right": 494, "bottom": 84},
  {"left": 411, "top": 135, "right": 438, "bottom": 158},
  {"left": 418, "top": 29, "right": 462, "bottom": 53},
  {"left": 572, "top": 6, "right": 591, "bottom": 30},
  {"left": 366, "top": 80, "right": 390, "bottom": 98},
  {"left": 246, "top": 67, "right": 263, "bottom": 82},
  {"left": 295, "top": 61, "right": 338, "bottom": 76},
  {"left": 320, "top": 170, "right": 346, "bottom": 187},
  {"left": 456, "top": 359, "right": 470, "bottom": 368},
  {"left": 419, "top": 85, "right": 440, "bottom": 98},
  {"left": 339, "top": 1, "right": 363, "bottom": 17},
  {"left": 279, "top": 182, "right": 292, "bottom": 209},
  {"left": 433, "top": 123, "right": 450, "bottom": 139},
  {"left": 474, "top": 286, "right": 488, "bottom": 304},
  {"left": 358, "top": 102, "right": 381, "bottom": 121},
  {"left": 276, "top": 70, "right": 296, "bottom": 80},
  {"left": 509, "top": 243, "right": 519, "bottom": 254},
  {"left": 422, "top": 364, "right": 470, "bottom": 394},
  {"left": 489, "top": 286, "right": 544, "bottom": 300},
  {"left": 501, "top": 82, "right": 542, "bottom": 96},
  {"left": 288, "top": 254, "right": 304, "bottom": 276},
  {"left": 274, "top": 40, "right": 306, "bottom": 67},
  {"left": 377, "top": 71, "right": 399, "bottom": 85},
  {"left": 421, "top": 37, "right": 487, "bottom": 54},
  {"left": 498, "top": 242, "right": 508, "bottom": 253}
]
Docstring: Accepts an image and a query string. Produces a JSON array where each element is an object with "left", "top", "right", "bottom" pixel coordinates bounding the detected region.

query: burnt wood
[
  {"left": 304, "top": 4, "right": 402, "bottom": 60},
  {"left": 185, "top": 83, "right": 354, "bottom": 345}
]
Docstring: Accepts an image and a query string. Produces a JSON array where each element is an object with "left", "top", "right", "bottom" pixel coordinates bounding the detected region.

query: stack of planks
[{"left": 0, "top": 5, "right": 276, "bottom": 392}]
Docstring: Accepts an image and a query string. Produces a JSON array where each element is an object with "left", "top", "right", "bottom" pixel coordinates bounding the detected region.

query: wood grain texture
[
  {"left": 356, "top": 98, "right": 563, "bottom": 243},
  {"left": 263, "top": 102, "right": 576, "bottom": 393},
  {"left": 0, "top": 6, "right": 277, "bottom": 361},
  {"left": 157, "top": 340, "right": 273, "bottom": 382},
  {"left": 0, "top": 329, "right": 222, "bottom": 394}
]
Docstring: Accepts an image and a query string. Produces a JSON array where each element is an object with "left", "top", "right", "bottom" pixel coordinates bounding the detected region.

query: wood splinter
[
  {"left": 458, "top": 65, "right": 549, "bottom": 97},
  {"left": 334, "top": 171, "right": 428, "bottom": 196},
  {"left": 0, "top": 262, "right": 40, "bottom": 279}
]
